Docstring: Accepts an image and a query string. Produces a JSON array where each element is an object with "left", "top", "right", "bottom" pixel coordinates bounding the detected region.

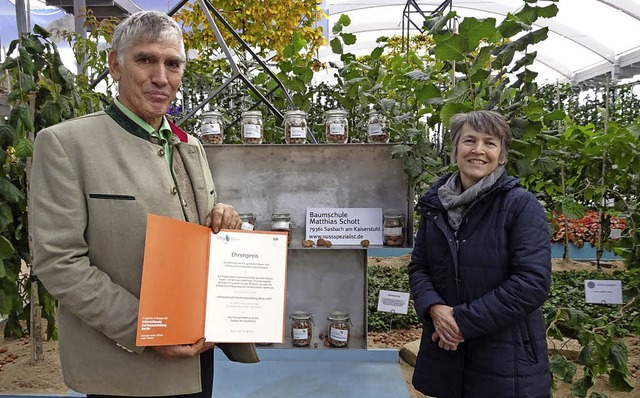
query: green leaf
[
  {"left": 32, "top": 24, "right": 51, "bottom": 38},
  {"left": 608, "top": 369, "right": 634, "bottom": 392},
  {"left": 405, "top": 70, "right": 430, "bottom": 81},
  {"left": 499, "top": 14, "right": 530, "bottom": 38},
  {"left": 0, "top": 56, "right": 18, "bottom": 71},
  {"left": 549, "top": 354, "right": 576, "bottom": 382},
  {"left": 283, "top": 44, "right": 294, "bottom": 59},
  {"left": 370, "top": 47, "right": 383, "bottom": 60},
  {"left": 433, "top": 33, "right": 467, "bottom": 62},
  {"left": 538, "top": 4, "right": 559, "bottom": 18},
  {"left": 440, "top": 102, "right": 471, "bottom": 127},
  {"left": 0, "top": 179, "right": 25, "bottom": 203},
  {"left": 12, "top": 137, "right": 33, "bottom": 158},
  {"left": 292, "top": 32, "right": 306, "bottom": 53},
  {"left": 609, "top": 342, "right": 628, "bottom": 371},
  {"left": 0, "top": 125, "right": 15, "bottom": 147},
  {"left": 0, "top": 202, "right": 11, "bottom": 231},
  {"left": 39, "top": 100, "right": 62, "bottom": 126},
  {"left": 58, "top": 64, "right": 76, "bottom": 87},
  {"left": 445, "top": 81, "right": 470, "bottom": 104},
  {"left": 341, "top": 33, "right": 357, "bottom": 46},
  {"left": 18, "top": 47, "right": 34, "bottom": 75},
  {"left": 571, "top": 375, "right": 593, "bottom": 397},
  {"left": 425, "top": 11, "right": 456, "bottom": 35},
  {"left": 416, "top": 84, "right": 441, "bottom": 105},
  {"left": 16, "top": 72, "right": 38, "bottom": 94},
  {"left": 330, "top": 38, "right": 343, "bottom": 55},
  {"left": 0, "top": 235, "right": 15, "bottom": 259},
  {"left": 458, "top": 17, "right": 496, "bottom": 50}
]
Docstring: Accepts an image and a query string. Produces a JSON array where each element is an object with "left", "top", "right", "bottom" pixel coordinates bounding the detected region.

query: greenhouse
[{"left": 0, "top": 1, "right": 639, "bottom": 398}]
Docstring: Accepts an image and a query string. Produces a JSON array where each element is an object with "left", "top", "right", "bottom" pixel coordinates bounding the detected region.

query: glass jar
[
  {"left": 383, "top": 209, "right": 405, "bottom": 246},
  {"left": 241, "top": 110, "right": 263, "bottom": 144},
  {"left": 367, "top": 110, "right": 389, "bottom": 143},
  {"left": 239, "top": 213, "right": 256, "bottom": 231},
  {"left": 271, "top": 212, "right": 291, "bottom": 246},
  {"left": 327, "top": 311, "right": 350, "bottom": 347},
  {"left": 199, "top": 110, "right": 224, "bottom": 144},
  {"left": 325, "top": 109, "right": 349, "bottom": 144},
  {"left": 284, "top": 110, "right": 307, "bottom": 144},
  {"left": 290, "top": 310, "right": 313, "bottom": 347}
]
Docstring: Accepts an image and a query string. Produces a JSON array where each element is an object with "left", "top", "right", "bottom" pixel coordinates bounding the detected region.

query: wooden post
[{"left": 27, "top": 92, "right": 43, "bottom": 363}]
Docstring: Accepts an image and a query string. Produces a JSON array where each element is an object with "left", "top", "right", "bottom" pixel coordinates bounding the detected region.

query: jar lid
[
  {"left": 239, "top": 213, "right": 255, "bottom": 219},
  {"left": 271, "top": 212, "right": 290, "bottom": 219},
  {"left": 384, "top": 209, "right": 403, "bottom": 216},
  {"left": 242, "top": 110, "right": 262, "bottom": 117},
  {"left": 290, "top": 310, "right": 312, "bottom": 319},
  {"left": 284, "top": 110, "right": 307, "bottom": 117},
  {"left": 327, "top": 310, "right": 349, "bottom": 321},
  {"left": 325, "top": 109, "right": 348, "bottom": 117},
  {"left": 202, "top": 110, "right": 222, "bottom": 117}
]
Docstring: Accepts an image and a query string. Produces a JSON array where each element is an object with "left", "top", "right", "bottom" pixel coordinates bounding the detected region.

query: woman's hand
[
  {"left": 151, "top": 338, "right": 215, "bottom": 359},
  {"left": 429, "top": 304, "right": 464, "bottom": 350},
  {"left": 204, "top": 203, "right": 241, "bottom": 233}
]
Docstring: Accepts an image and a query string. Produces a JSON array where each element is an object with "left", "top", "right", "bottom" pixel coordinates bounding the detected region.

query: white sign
[
  {"left": 584, "top": 280, "right": 623, "bottom": 305},
  {"left": 377, "top": 290, "right": 410, "bottom": 314},
  {"left": 305, "top": 208, "right": 383, "bottom": 245}
]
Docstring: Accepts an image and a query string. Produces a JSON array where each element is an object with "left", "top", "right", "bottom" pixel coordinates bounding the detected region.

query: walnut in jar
[
  {"left": 241, "top": 110, "right": 263, "bottom": 144},
  {"left": 284, "top": 110, "right": 307, "bottom": 144},
  {"left": 367, "top": 110, "right": 389, "bottom": 143},
  {"left": 327, "top": 311, "right": 350, "bottom": 348},
  {"left": 199, "top": 110, "right": 224, "bottom": 144},
  {"left": 383, "top": 209, "right": 405, "bottom": 246},
  {"left": 290, "top": 311, "right": 313, "bottom": 347},
  {"left": 325, "top": 109, "right": 349, "bottom": 144}
]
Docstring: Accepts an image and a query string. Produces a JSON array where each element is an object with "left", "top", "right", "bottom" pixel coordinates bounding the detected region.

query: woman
[{"left": 408, "top": 110, "right": 552, "bottom": 398}]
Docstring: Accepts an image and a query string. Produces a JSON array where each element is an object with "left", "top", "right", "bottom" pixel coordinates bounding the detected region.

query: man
[{"left": 30, "top": 10, "right": 258, "bottom": 397}]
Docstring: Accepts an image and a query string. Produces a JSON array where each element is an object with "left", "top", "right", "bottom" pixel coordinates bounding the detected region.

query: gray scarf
[{"left": 437, "top": 165, "right": 505, "bottom": 231}]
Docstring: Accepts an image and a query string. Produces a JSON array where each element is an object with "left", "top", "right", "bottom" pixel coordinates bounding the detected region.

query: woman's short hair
[
  {"left": 449, "top": 110, "right": 512, "bottom": 164},
  {"left": 111, "top": 10, "right": 186, "bottom": 67}
]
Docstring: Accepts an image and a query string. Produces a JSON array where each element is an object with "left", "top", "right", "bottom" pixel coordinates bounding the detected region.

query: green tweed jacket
[{"left": 30, "top": 109, "right": 258, "bottom": 396}]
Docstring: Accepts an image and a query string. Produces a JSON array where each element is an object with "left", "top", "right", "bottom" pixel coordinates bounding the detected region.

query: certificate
[
  {"left": 136, "top": 214, "right": 288, "bottom": 346},
  {"left": 204, "top": 230, "right": 288, "bottom": 343}
]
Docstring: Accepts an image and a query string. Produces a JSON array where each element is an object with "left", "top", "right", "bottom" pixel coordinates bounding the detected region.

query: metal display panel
[{"left": 204, "top": 143, "right": 413, "bottom": 349}]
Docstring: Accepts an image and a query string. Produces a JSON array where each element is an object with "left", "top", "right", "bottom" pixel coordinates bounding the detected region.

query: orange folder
[
  {"left": 136, "top": 214, "right": 289, "bottom": 347},
  {"left": 136, "top": 214, "right": 211, "bottom": 346}
]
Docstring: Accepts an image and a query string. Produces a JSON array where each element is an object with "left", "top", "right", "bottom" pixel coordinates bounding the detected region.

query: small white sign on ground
[
  {"left": 584, "top": 280, "right": 623, "bottom": 305},
  {"left": 377, "top": 290, "right": 410, "bottom": 314}
]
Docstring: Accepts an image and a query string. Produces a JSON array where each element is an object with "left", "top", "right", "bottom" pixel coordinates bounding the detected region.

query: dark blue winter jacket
[{"left": 409, "top": 172, "right": 552, "bottom": 398}]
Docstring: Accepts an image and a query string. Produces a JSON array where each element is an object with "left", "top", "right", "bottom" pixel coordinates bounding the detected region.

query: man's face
[{"left": 109, "top": 39, "right": 185, "bottom": 129}]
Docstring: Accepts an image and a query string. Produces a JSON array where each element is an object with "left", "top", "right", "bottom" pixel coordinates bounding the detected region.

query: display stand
[{"left": 204, "top": 143, "right": 414, "bottom": 397}]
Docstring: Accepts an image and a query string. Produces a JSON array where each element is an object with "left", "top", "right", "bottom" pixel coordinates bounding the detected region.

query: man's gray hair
[
  {"left": 111, "top": 10, "right": 186, "bottom": 67},
  {"left": 449, "top": 110, "right": 512, "bottom": 164}
]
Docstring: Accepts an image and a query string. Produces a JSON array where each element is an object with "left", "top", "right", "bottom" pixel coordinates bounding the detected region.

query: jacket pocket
[
  {"left": 519, "top": 318, "right": 538, "bottom": 363},
  {"left": 89, "top": 193, "right": 136, "bottom": 200}
]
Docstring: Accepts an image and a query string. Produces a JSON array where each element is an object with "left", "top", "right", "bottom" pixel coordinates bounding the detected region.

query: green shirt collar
[{"left": 113, "top": 98, "right": 172, "bottom": 141}]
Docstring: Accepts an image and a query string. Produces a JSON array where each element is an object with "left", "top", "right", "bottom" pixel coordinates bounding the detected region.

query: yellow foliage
[{"left": 174, "top": 0, "right": 326, "bottom": 60}]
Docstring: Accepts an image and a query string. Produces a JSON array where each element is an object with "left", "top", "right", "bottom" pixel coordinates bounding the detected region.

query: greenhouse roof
[
  {"left": 4, "top": 0, "right": 640, "bottom": 86},
  {"left": 319, "top": 0, "right": 640, "bottom": 85}
]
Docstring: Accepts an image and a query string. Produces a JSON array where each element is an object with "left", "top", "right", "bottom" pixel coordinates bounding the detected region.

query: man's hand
[
  {"left": 429, "top": 304, "right": 464, "bottom": 351},
  {"left": 204, "top": 203, "right": 241, "bottom": 233},
  {"left": 151, "top": 338, "right": 215, "bottom": 359}
]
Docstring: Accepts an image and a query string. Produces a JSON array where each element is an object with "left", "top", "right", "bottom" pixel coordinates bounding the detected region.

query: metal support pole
[
  {"left": 15, "top": 0, "right": 28, "bottom": 37},
  {"left": 74, "top": 0, "right": 87, "bottom": 74}
]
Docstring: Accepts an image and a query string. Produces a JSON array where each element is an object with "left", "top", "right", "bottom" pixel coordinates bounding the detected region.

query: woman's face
[{"left": 455, "top": 123, "right": 502, "bottom": 190}]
